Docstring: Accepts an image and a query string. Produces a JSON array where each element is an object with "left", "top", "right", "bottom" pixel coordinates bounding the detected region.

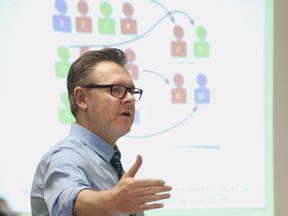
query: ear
[{"left": 74, "top": 86, "right": 88, "bottom": 111}]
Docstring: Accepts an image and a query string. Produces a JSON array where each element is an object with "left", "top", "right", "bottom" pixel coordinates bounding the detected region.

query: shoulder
[{"left": 36, "top": 136, "right": 87, "bottom": 172}]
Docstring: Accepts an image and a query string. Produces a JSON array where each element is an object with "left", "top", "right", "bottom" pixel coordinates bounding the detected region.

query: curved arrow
[
  {"left": 125, "top": 105, "right": 198, "bottom": 138},
  {"left": 70, "top": 10, "right": 194, "bottom": 48},
  {"left": 148, "top": 0, "right": 175, "bottom": 22},
  {"left": 143, "top": 69, "right": 170, "bottom": 84}
]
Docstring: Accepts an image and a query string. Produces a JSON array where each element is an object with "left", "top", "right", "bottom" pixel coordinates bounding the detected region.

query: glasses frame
[{"left": 83, "top": 84, "right": 143, "bottom": 101}]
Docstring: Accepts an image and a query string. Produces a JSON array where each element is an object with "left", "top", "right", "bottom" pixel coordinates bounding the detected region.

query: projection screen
[{"left": 0, "top": 0, "right": 274, "bottom": 215}]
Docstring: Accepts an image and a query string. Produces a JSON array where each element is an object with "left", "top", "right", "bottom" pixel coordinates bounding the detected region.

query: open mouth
[{"left": 120, "top": 111, "right": 131, "bottom": 117}]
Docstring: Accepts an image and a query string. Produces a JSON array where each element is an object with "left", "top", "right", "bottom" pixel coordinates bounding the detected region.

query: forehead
[{"left": 93, "top": 61, "right": 133, "bottom": 84}]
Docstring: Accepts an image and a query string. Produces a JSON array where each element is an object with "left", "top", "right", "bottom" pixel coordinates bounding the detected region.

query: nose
[{"left": 122, "top": 90, "right": 135, "bottom": 102}]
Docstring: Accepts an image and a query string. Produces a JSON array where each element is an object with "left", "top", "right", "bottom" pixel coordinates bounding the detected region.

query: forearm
[{"left": 73, "top": 189, "right": 116, "bottom": 216}]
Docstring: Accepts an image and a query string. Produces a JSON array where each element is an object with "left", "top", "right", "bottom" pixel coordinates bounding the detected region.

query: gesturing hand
[{"left": 111, "top": 154, "right": 172, "bottom": 214}]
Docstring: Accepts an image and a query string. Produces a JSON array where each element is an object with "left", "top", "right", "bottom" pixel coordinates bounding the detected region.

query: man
[{"left": 30, "top": 48, "right": 172, "bottom": 216}]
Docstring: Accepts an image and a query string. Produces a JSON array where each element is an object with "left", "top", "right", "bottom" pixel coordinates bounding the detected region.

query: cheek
[
  {"left": 90, "top": 98, "right": 105, "bottom": 117},
  {"left": 91, "top": 98, "right": 118, "bottom": 119}
]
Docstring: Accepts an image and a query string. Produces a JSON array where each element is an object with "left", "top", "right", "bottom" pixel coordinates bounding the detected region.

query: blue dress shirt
[{"left": 30, "top": 123, "right": 144, "bottom": 216}]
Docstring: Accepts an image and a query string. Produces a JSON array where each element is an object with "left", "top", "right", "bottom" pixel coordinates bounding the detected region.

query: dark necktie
[
  {"left": 110, "top": 151, "right": 124, "bottom": 180},
  {"left": 110, "top": 151, "right": 136, "bottom": 216}
]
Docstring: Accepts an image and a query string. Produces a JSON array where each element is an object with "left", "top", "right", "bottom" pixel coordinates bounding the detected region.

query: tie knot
[{"left": 110, "top": 152, "right": 121, "bottom": 166}]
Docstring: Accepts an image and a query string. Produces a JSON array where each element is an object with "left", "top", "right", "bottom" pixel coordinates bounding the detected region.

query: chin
[
  {"left": 124, "top": 127, "right": 133, "bottom": 136},
  {"left": 124, "top": 127, "right": 131, "bottom": 134},
  {"left": 116, "top": 127, "right": 131, "bottom": 137}
]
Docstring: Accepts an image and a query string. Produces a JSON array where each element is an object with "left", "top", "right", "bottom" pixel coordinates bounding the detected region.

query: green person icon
[
  {"left": 55, "top": 46, "right": 71, "bottom": 78},
  {"left": 98, "top": 1, "right": 116, "bottom": 35},
  {"left": 194, "top": 26, "right": 209, "bottom": 57},
  {"left": 58, "top": 92, "right": 75, "bottom": 124}
]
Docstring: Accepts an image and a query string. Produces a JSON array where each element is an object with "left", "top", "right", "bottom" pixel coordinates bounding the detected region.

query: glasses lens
[
  {"left": 111, "top": 85, "right": 142, "bottom": 101},
  {"left": 133, "top": 89, "right": 142, "bottom": 101},
  {"left": 111, "top": 85, "right": 126, "bottom": 98}
]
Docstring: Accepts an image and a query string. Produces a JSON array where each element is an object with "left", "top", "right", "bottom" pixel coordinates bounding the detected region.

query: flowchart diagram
[
  {"left": 53, "top": 0, "right": 211, "bottom": 140},
  {"left": 51, "top": 0, "right": 269, "bottom": 212}
]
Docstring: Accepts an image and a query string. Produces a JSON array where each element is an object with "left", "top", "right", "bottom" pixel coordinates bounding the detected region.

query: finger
[
  {"left": 143, "top": 184, "right": 172, "bottom": 195},
  {"left": 138, "top": 202, "right": 165, "bottom": 211},
  {"left": 143, "top": 192, "right": 171, "bottom": 203},
  {"left": 123, "top": 154, "right": 142, "bottom": 178}
]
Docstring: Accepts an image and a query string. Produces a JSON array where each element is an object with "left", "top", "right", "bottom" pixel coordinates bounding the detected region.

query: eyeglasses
[{"left": 83, "top": 84, "right": 143, "bottom": 101}]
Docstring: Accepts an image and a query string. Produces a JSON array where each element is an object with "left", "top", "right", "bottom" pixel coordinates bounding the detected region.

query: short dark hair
[{"left": 67, "top": 48, "right": 128, "bottom": 117}]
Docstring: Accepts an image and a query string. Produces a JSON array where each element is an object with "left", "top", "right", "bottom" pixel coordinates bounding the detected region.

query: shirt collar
[{"left": 69, "top": 123, "right": 119, "bottom": 163}]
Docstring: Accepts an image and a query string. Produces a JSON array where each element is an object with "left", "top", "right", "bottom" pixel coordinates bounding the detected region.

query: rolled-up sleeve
[{"left": 44, "top": 147, "right": 91, "bottom": 216}]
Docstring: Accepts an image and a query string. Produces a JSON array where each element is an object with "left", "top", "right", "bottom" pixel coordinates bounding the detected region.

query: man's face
[{"left": 85, "top": 61, "right": 136, "bottom": 144}]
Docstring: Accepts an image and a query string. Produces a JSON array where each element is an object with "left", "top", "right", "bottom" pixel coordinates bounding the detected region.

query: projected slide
[
  {"left": 0, "top": 0, "right": 273, "bottom": 215},
  {"left": 52, "top": 0, "right": 271, "bottom": 212}
]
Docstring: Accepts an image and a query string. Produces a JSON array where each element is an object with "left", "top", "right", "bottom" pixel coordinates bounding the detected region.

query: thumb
[{"left": 123, "top": 154, "right": 142, "bottom": 178}]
